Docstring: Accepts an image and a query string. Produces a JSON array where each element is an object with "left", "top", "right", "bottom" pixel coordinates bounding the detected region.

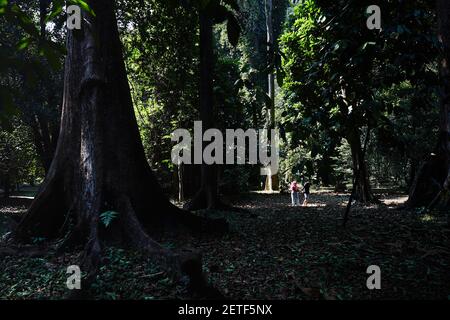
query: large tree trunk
[
  {"left": 407, "top": 0, "right": 450, "bottom": 212},
  {"left": 12, "top": 0, "right": 223, "bottom": 291},
  {"left": 437, "top": 0, "right": 450, "bottom": 193}
]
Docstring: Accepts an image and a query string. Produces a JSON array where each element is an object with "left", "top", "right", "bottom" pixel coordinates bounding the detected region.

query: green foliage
[
  {"left": 279, "top": 0, "right": 439, "bottom": 188},
  {"left": 331, "top": 139, "right": 352, "bottom": 186},
  {"left": 366, "top": 81, "right": 439, "bottom": 188},
  {"left": 0, "top": 117, "right": 43, "bottom": 188},
  {"left": 0, "top": 0, "right": 64, "bottom": 131},
  {"left": 117, "top": 0, "right": 199, "bottom": 193}
]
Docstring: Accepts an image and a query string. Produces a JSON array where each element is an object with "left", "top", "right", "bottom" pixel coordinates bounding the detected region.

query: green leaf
[
  {"left": 16, "top": 37, "right": 31, "bottom": 50},
  {"left": 0, "top": 0, "right": 7, "bottom": 7},
  {"left": 0, "top": 0, "right": 7, "bottom": 13},
  {"left": 100, "top": 211, "right": 120, "bottom": 228},
  {"left": 69, "top": 0, "right": 96, "bottom": 17}
]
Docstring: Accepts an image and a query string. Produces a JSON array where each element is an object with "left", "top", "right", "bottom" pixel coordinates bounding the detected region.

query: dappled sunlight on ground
[
  {"left": 166, "top": 191, "right": 450, "bottom": 299},
  {"left": 235, "top": 190, "right": 409, "bottom": 211},
  {"left": 0, "top": 198, "right": 30, "bottom": 215},
  {"left": 382, "top": 195, "right": 409, "bottom": 207}
]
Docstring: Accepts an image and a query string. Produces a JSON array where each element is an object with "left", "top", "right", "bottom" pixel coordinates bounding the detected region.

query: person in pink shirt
[{"left": 289, "top": 180, "right": 300, "bottom": 206}]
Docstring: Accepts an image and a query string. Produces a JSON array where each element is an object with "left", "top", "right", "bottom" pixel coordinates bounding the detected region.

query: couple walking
[{"left": 289, "top": 180, "right": 311, "bottom": 206}]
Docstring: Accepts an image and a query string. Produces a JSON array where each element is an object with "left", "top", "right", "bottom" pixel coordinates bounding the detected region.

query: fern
[{"left": 100, "top": 211, "right": 119, "bottom": 228}]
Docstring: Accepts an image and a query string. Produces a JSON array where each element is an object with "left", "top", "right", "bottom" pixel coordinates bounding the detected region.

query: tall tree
[
  {"left": 281, "top": 0, "right": 436, "bottom": 203},
  {"left": 12, "top": 0, "right": 223, "bottom": 290},
  {"left": 263, "top": 0, "right": 277, "bottom": 191},
  {"left": 117, "top": 0, "right": 200, "bottom": 199},
  {"left": 263, "top": 0, "right": 287, "bottom": 191},
  {"left": 184, "top": 0, "right": 241, "bottom": 210}
]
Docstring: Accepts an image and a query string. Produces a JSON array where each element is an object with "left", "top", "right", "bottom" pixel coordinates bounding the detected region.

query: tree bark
[
  {"left": 184, "top": 10, "right": 219, "bottom": 210},
  {"left": 264, "top": 0, "right": 279, "bottom": 192},
  {"left": 30, "top": 0, "right": 59, "bottom": 173},
  {"left": 437, "top": 0, "right": 450, "bottom": 191},
  {"left": 29, "top": 112, "right": 58, "bottom": 173},
  {"left": 265, "top": 0, "right": 275, "bottom": 128},
  {"left": 178, "top": 163, "right": 184, "bottom": 202},
  {"left": 346, "top": 129, "right": 375, "bottom": 203},
  {"left": 407, "top": 0, "right": 450, "bottom": 212},
  {"left": 343, "top": 125, "right": 372, "bottom": 225}
]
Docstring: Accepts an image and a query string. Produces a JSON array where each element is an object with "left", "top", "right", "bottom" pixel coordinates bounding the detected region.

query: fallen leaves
[{"left": 0, "top": 192, "right": 449, "bottom": 299}]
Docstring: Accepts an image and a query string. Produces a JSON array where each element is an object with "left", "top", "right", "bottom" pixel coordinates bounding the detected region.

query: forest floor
[{"left": 0, "top": 190, "right": 449, "bottom": 300}]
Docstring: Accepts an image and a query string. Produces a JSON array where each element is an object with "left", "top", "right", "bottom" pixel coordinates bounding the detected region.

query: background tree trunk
[
  {"left": 30, "top": 0, "right": 59, "bottom": 173},
  {"left": 437, "top": 0, "right": 450, "bottom": 190},
  {"left": 407, "top": 0, "right": 450, "bottom": 212},
  {"left": 264, "top": 0, "right": 279, "bottom": 192},
  {"left": 29, "top": 112, "right": 58, "bottom": 173},
  {"left": 347, "top": 129, "right": 374, "bottom": 203},
  {"left": 178, "top": 163, "right": 184, "bottom": 203},
  {"left": 184, "top": 10, "right": 219, "bottom": 210},
  {"left": 3, "top": 175, "right": 10, "bottom": 199}
]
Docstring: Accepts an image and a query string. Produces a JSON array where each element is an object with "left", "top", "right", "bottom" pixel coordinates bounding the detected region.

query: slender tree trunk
[
  {"left": 24, "top": 0, "right": 59, "bottom": 173},
  {"left": 2, "top": 144, "right": 12, "bottom": 199},
  {"left": 3, "top": 175, "right": 10, "bottom": 199},
  {"left": 408, "top": 159, "right": 417, "bottom": 188},
  {"left": 178, "top": 163, "right": 184, "bottom": 203},
  {"left": 347, "top": 129, "right": 374, "bottom": 203},
  {"left": 343, "top": 125, "right": 372, "bottom": 226},
  {"left": 184, "top": 10, "right": 219, "bottom": 210},
  {"left": 264, "top": 0, "right": 278, "bottom": 191},
  {"left": 265, "top": 0, "right": 275, "bottom": 128},
  {"left": 29, "top": 113, "right": 57, "bottom": 173}
]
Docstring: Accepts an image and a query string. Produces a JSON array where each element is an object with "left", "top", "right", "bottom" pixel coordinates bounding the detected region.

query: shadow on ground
[{"left": 0, "top": 191, "right": 449, "bottom": 299}]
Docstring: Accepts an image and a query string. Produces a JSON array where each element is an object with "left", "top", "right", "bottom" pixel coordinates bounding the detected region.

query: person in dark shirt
[{"left": 302, "top": 181, "right": 311, "bottom": 206}]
